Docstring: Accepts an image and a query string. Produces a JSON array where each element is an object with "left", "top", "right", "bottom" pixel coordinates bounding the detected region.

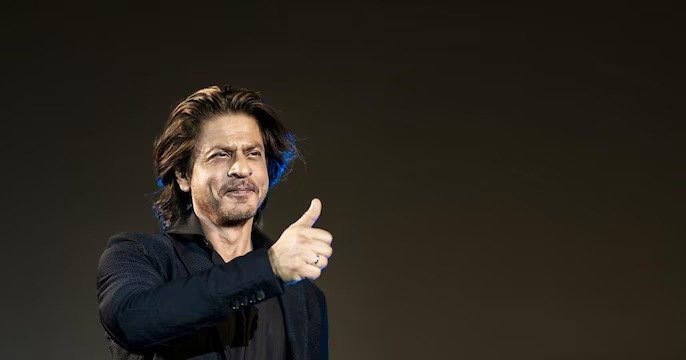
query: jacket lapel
[
  {"left": 279, "top": 282, "right": 309, "bottom": 360},
  {"left": 166, "top": 233, "right": 214, "bottom": 275}
]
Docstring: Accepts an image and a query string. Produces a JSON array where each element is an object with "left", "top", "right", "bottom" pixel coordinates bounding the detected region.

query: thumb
[{"left": 291, "top": 198, "right": 322, "bottom": 228}]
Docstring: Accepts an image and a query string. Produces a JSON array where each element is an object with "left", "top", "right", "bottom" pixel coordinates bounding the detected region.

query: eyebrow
[{"left": 206, "top": 143, "right": 264, "bottom": 154}]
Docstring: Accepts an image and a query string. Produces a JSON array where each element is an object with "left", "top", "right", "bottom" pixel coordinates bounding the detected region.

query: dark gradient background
[{"left": 2, "top": 1, "right": 684, "bottom": 359}]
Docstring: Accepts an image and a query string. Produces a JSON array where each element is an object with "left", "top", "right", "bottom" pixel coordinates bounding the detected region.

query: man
[{"left": 96, "top": 86, "right": 333, "bottom": 360}]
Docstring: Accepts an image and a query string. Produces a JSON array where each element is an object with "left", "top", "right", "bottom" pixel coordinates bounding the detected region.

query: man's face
[{"left": 175, "top": 113, "right": 269, "bottom": 227}]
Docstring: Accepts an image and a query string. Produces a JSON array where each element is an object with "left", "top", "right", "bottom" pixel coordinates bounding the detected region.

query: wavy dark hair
[{"left": 152, "top": 85, "right": 300, "bottom": 231}]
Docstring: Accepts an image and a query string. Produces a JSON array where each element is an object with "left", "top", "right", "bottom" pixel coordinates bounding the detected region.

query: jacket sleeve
[{"left": 96, "top": 233, "right": 285, "bottom": 352}]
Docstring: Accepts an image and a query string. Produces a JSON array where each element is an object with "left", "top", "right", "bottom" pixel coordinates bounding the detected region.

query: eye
[
  {"left": 248, "top": 151, "right": 262, "bottom": 158},
  {"left": 213, "top": 151, "right": 230, "bottom": 158}
]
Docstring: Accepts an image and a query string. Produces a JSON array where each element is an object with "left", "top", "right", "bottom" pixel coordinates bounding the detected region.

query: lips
[
  {"left": 229, "top": 187, "right": 252, "bottom": 191},
  {"left": 227, "top": 188, "right": 253, "bottom": 193},
  {"left": 223, "top": 185, "right": 256, "bottom": 196}
]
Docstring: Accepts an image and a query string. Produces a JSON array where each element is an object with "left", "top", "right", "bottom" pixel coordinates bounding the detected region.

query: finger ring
[{"left": 313, "top": 254, "right": 320, "bottom": 265}]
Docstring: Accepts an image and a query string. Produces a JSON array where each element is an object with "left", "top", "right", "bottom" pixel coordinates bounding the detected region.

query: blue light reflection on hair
[{"left": 268, "top": 132, "right": 298, "bottom": 187}]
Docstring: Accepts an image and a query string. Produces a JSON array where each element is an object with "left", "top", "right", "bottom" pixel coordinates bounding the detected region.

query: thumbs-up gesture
[{"left": 268, "top": 198, "right": 333, "bottom": 284}]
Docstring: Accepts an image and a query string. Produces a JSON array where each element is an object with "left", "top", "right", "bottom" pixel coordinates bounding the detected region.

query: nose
[{"left": 228, "top": 153, "right": 252, "bottom": 178}]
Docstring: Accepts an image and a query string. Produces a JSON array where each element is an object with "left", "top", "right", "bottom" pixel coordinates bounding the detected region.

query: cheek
[
  {"left": 258, "top": 169, "right": 270, "bottom": 191},
  {"left": 190, "top": 173, "right": 217, "bottom": 195},
  {"left": 252, "top": 163, "right": 268, "bottom": 185},
  {"left": 255, "top": 173, "right": 269, "bottom": 195}
]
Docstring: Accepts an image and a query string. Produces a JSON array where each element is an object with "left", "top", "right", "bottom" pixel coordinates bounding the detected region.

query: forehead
[{"left": 196, "top": 113, "right": 264, "bottom": 149}]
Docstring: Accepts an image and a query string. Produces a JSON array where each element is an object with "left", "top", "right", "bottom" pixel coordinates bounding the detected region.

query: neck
[{"left": 196, "top": 213, "right": 254, "bottom": 263}]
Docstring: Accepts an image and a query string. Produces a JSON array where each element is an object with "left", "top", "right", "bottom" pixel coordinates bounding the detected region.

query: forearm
[{"left": 98, "top": 246, "right": 284, "bottom": 351}]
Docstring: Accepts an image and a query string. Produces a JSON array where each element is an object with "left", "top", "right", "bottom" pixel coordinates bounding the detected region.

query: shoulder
[
  {"left": 98, "top": 231, "right": 176, "bottom": 277},
  {"left": 104, "top": 231, "right": 174, "bottom": 256}
]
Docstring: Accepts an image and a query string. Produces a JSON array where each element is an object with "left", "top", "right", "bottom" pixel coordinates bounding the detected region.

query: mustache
[{"left": 221, "top": 181, "right": 258, "bottom": 195}]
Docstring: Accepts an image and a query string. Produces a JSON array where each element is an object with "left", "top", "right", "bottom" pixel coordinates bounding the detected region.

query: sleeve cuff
[{"left": 216, "top": 247, "right": 285, "bottom": 310}]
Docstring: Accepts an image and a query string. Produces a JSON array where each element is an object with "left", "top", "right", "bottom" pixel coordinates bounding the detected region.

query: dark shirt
[{"left": 165, "top": 211, "right": 288, "bottom": 360}]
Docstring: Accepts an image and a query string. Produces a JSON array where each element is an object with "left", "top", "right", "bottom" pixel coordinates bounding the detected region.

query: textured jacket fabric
[{"left": 96, "top": 218, "right": 328, "bottom": 360}]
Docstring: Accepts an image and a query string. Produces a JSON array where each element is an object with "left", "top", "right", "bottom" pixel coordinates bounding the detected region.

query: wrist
[{"left": 267, "top": 248, "right": 280, "bottom": 279}]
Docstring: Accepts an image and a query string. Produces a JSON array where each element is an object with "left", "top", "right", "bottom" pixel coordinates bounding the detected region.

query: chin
[{"left": 223, "top": 203, "right": 257, "bottom": 216}]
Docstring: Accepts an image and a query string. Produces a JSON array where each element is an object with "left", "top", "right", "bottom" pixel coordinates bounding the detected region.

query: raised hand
[{"left": 267, "top": 198, "right": 333, "bottom": 284}]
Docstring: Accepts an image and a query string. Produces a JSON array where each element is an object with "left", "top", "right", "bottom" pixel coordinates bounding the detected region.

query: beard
[{"left": 193, "top": 187, "right": 267, "bottom": 227}]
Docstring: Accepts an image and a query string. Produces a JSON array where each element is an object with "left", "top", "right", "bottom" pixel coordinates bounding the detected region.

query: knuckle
[
  {"left": 296, "top": 232, "right": 309, "bottom": 243},
  {"left": 323, "top": 246, "right": 333, "bottom": 257}
]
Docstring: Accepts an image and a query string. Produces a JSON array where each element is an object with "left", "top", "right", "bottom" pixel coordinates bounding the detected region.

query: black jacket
[{"left": 96, "top": 212, "right": 328, "bottom": 360}]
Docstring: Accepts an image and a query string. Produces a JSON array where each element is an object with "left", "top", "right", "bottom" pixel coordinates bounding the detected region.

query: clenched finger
[
  {"left": 307, "top": 242, "right": 333, "bottom": 257},
  {"left": 308, "top": 250, "right": 329, "bottom": 270},
  {"left": 301, "top": 227, "right": 333, "bottom": 243},
  {"left": 301, "top": 264, "right": 322, "bottom": 280}
]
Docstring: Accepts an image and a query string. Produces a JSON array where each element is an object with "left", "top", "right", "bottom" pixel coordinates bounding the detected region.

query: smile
[{"left": 225, "top": 189, "right": 254, "bottom": 197}]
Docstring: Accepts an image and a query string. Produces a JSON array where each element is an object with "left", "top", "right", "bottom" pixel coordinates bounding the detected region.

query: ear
[{"left": 175, "top": 169, "right": 191, "bottom": 192}]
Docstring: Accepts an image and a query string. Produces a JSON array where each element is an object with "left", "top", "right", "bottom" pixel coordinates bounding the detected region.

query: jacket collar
[
  {"left": 166, "top": 209, "right": 274, "bottom": 250},
  {"left": 166, "top": 209, "right": 205, "bottom": 237}
]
